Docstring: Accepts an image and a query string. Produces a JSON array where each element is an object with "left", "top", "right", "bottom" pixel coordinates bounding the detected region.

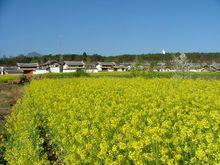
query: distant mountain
[
  {"left": 26, "top": 51, "right": 42, "bottom": 57},
  {"left": 0, "top": 54, "right": 7, "bottom": 58}
]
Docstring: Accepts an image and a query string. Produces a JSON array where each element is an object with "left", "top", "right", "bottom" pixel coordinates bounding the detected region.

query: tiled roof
[
  {"left": 4, "top": 67, "right": 23, "bottom": 74},
  {"left": 97, "top": 62, "right": 116, "bottom": 66},
  {"left": 64, "top": 61, "right": 84, "bottom": 66},
  {"left": 113, "top": 65, "right": 128, "bottom": 69},
  {"left": 42, "top": 60, "right": 61, "bottom": 66},
  {"left": 17, "top": 63, "right": 39, "bottom": 67}
]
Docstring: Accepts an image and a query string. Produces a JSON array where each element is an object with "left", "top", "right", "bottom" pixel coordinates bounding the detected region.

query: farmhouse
[
  {"left": 3, "top": 67, "right": 23, "bottom": 74},
  {"left": 121, "top": 63, "right": 133, "bottom": 70},
  {"left": 96, "top": 62, "right": 116, "bottom": 72},
  {"left": 113, "top": 65, "right": 128, "bottom": 71},
  {"left": 17, "top": 63, "right": 39, "bottom": 74},
  {"left": 63, "top": 61, "right": 85, "bottom": 72},
  {"left": 0, "top": 60, "right": 218, "bottom": 75},
  {"left": 85, "top": 63, "right": 99, "bottom": 73},
  {"left": 201, "top": 64, "right": 220, "bottom": 72},
  {"left": 210, "top": 63, "right": 220, "bottom": 71},
  {"left": 41, "top": 60, "right": 62, "bottom": 73},
  {"left": 188, "top": 63, "right": 202, "bottom": 72},
  {"left": 156, "top": 62, "right": 167, "bottom": 72}
]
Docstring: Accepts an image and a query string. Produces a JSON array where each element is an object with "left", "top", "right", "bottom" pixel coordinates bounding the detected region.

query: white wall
[
  {"left": 50, "top": 67, "right": 60, "bottom": 73},
  {"left": 63, "top": 69, "right": 77, "bottom": 73},
  {"left": 85, "top": 69, "right": 99, "bottom": 73},
  {"left": 63, "top": 64, "right": 68, "bottom": 70},
  {"left": 0, "top": 67, "right": 3, "bottom": 75},
  {"left": 33, "top": 69, "right": 48, "bottom": 74},
  {"left": 189, "top": 69, "right": 201, "bottom": 72},
  {"left": 108, "top": 69, "right": 114, "bottom": 72},
  {"left": 96, "top": 65, "right": 102, "bottom": 71}
]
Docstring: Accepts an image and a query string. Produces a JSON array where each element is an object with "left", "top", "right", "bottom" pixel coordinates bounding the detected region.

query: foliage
[
  {"left": 149, "top": 61, "right": 158, "bottom": 71},
  {"left": 0, "top": 123, "right": 7, "bottom": 165},
  {"left": 3, "top": 78, "right": 220, "bottom": 164},
  {"left": 0, "top": 84, "right": 24, "bottom": 164},
  {"left": 93, "top": 71, "right": 220, "bottom": 79},
  {"left": 1, "top": 52, "right": 220, "bottom": 66},
  {"left": 33, "top": 71, "right": 90, "bottom": 79},
  {"left": 0, "top": 75, "right": 19, "bottom": 84},
  {"left": 172, "top": 53, "right": 189, "bottom": 72},
  {"left": 0, "top": 146, "right": 7, "bottom": 165}
]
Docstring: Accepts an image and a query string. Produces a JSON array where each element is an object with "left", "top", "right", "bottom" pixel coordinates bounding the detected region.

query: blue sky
[{"left": 0, "top": 0, "right": 220, "bottom": 56}]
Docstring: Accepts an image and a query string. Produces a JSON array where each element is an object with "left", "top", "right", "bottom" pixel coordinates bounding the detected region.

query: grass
[
  {"left": 91, "top": 71, "right": 220, "bottom": 79},
  {"left": 33, "top": 71, "right": 90, "bottom": 79},
  {"left": 1, "top": 71, "right": 219, "bottom": 84},
  {"left": 0, "top": 75, "right": 20, "bottom": 84}
]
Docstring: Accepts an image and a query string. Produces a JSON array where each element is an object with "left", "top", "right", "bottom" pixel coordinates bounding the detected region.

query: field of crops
[
  {"left": 0, "top": 75, "right": 19, "bottom": 84},
  {"left": 3, "top": 78, "right": 220, "bottom": 164}
]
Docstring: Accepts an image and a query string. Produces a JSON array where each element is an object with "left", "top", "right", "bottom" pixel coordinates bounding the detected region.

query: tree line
[{"left": 0, "top": 52, "right": 220, "bottom": 66}]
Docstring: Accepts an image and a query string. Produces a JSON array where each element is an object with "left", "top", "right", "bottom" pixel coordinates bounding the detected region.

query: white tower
[{"left": 162, "top": 49, "right": 166, "bottom": 55}]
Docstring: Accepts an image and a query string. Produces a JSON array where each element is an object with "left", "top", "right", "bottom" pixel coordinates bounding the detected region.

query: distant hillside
[
  {"left": 0, "top": 52, "right": 220, "bottom": 66},
  {"left": 26, "top": 51, "right": 42, "bottom": 57}
]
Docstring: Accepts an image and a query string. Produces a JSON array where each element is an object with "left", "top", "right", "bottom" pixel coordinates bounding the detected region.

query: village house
[
  {"left": 85, "top": 63, "right": 99, "bottom": 73},
  {"left": 212, "top": 63, "right": 220, "bottom": 71},
  {"left": 63, "top": 61, "right": 85, "bottom": 72},
  {"left": 119, "top": 63, "right": 133, "bottom": 71},
  {"left": 124, "top": 63, "right": 133, "bottom": 70},
  {"left": 201, "top": 63, "right": 220, "bottom": 72},
  {"left": 41, "top": 60, "right": 61, "bottom": 73},
  {"left": 1, "top": 61, "right": 217, "bottom": 75},
  {"left": 131, "top": 62, "right": 150, "bottom": 71},
  {"left": 113, "top": 65, "right": 128, "bottom": 72},
  {"left": 154, "top": 62, "right": 166, "bottom": 72},
  {"left": 143, "top": 62, "right": 151, "bottom": 70},
  {"left": 188, "top": 63, "right": 202, "bottom": 72},
  {"left": 33, "top": 69, "right": 49, "bottom": 74},
  {"left": 3, "top": 66, "right": 23, "bottom": 75},
  {"left": 96, "top": 62, "right": 116, "bottom": 72},
  {"left": 17, "top": 63, "right": 39, "bottom": 74},
  {"left": 162, "top": 65, "right": 173, "bottom": 72}
]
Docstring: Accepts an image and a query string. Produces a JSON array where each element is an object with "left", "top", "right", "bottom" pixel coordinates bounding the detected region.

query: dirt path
[
  {"left": 0, "top": 84, "right": 24, "bottom": 135},
  {"left": 0, "top": 84, "right": 24, "bottom": 164}
]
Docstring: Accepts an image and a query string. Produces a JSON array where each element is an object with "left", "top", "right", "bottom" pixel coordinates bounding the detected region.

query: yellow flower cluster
[{"left": 4, "top": 78, "right": 220, "bottom": 164}]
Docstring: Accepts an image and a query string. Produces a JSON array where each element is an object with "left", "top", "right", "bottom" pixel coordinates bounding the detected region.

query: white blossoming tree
[{"left": 172, "top": 53, "right": 189, "bottom": 72}]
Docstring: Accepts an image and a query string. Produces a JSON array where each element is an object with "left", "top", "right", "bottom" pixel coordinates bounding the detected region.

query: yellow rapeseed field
[{"left": 4, "top": 78, "right": 220, "bottom": 164}]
